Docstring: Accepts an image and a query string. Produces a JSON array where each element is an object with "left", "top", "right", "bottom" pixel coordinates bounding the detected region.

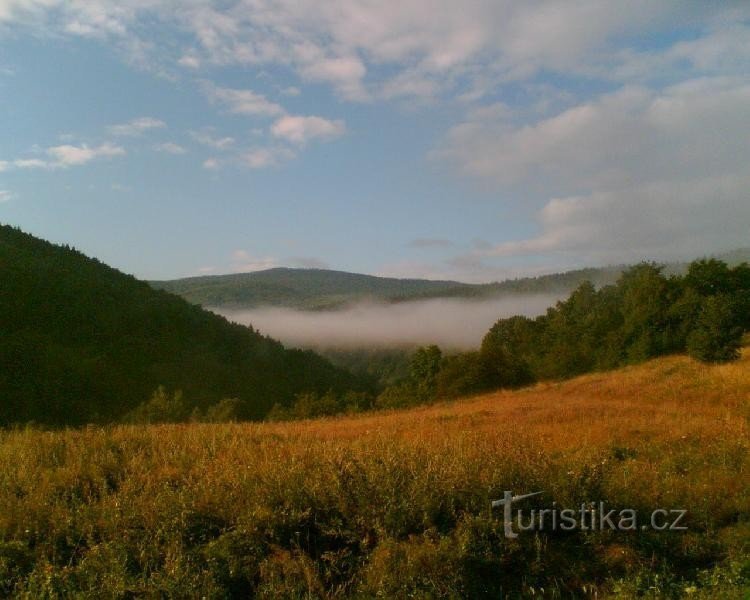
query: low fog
[{"left": 214, "top": 294, "right": 562, "bottom": 350}]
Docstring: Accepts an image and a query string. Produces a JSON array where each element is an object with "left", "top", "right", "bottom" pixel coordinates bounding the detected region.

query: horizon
[{"left": 1, "top": 3, "right": 749, "bottom": 282}]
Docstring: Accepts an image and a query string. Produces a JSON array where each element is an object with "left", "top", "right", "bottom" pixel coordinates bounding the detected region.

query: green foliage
[
  {"left": 0, "top": 224, "right": 366, "bottom": 426},
  {"left": 319, "top": 346, "right": 413, "bottom": 387},
  {"left": 380, "top": 260, "right": 749, "bottom": 406},
  {"left": 266, "top": 389, "right": 374, "bottom": 420},
  {"left": 410, "top": 344, "right": 442, "bottom": 401},
  {"left": 687, "top": 295, "right": 743, "bottom": 362},
  {"left": 374, "top": 381, "right": 419, "bottom": 410},
  {"left": 201, "top": 397, "right": 246, "bottom": 423},
  {"left": 125, "top": 386, "right": 189, "bottom": 424}
]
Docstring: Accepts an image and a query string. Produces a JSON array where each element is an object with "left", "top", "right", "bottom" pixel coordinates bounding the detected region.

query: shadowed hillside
[{"left": 0, "top": 225, "right": 365, "bottom": 426}]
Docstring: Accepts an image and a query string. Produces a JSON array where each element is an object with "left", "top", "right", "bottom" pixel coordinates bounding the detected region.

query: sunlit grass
[{"left": 1, "top": 349, "right": 748, "bottom": 597}]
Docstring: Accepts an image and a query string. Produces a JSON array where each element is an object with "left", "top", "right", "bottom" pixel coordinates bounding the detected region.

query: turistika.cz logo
[{"left": 491, "top": 491, "right": 688, "bottom": 539}]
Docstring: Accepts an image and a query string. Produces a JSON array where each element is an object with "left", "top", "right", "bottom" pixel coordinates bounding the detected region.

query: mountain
[
  {"left": 151, "top": 268, "right": 475, "bottom": 310},
  {"left": 0, "top": 225, "right": 365, "bottom": 426},
  {"left": 152, "top": 249, "right": 750, "bottom": 310},
  {"left": 150, "top": 266, "right": 623, "bottom": 310}
]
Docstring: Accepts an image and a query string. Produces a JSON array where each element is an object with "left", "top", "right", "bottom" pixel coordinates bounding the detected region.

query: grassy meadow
[{"left": 1, "top": 349, "right": 749, "bottom": 598}]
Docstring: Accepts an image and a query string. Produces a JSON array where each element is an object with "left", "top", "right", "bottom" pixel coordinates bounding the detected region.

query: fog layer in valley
[{"left": 214, "top": 294, "right": 561, "bottom": 349}]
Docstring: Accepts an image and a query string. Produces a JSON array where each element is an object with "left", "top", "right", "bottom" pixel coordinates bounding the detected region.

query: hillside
[
  {"left": 151, "top": 248, "right": 750, "bottom": 310},
  {"left": 0, "top": 225, "right": 365, "bottom": 426},
  {"left": 1, "top": 350, "right": 747, "bottom": 596},
  {"left": 151, "top": 267, "right": 475, "bottom": 309}
]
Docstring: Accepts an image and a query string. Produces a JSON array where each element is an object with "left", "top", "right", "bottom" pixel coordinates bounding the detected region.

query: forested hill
[
  {"left": 153, "top": 250, "right": 750, "bottom": 310},
  {"left": 0, "top": 225, "right": 365, "bottom": 426},
  {"left": 151, "top": 266, "right": 625, "bottom": 310},
  {"left": 151, "top": 268, "right": 474, "bottom": 310}
]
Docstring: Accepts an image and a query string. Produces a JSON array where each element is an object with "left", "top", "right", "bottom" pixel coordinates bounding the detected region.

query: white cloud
[
  {"left": 177, "top": 53, "right": 200, "bottom": 69},
  {"left": 189, "top": 129, "right": 235, "bottom": 150},
  {"left": 439, "top": 78, "right": 750, "bottom": 190},
  {"left": 46, "top": 142, "right": 125, "bottom": 166},
  {"left": 154, "top": 141, "right": 186, "bottom": 154},
  {"left": 1, "top": 142, "right": 126, "bottom": 171},
  {"left": 202, "top": 157, "right": 219, "bottom": 170},
  {"left": 11, "top": 158, "right": 48, "bottom": 169},
  {"left": 270, "top": 115, "right": 345, "bottom": 145},
  {"left": 204, "top": 82, "right": 284, "bottom": 116},
  {"left": 0, "top": 190, "right": 13, "bottom": 203},
  {"left": 298, "top": 55, "right": 367, "bottom": 101},
  {"left": 5, "top": 2, "right": 742, "bottom": 103},
  {"left": 437, "top": 77, "right": 750, "bottom": 265},
  {"left": 107, "top": 116, "right": 165, "bottom": 136},
  {"left": 241, "top": 147, "right": 295, "bottom": 169}
]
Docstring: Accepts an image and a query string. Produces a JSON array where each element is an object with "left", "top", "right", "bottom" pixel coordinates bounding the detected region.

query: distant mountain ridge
[{"left": 152, "top": 248, "right": 750, "bottom": 310}]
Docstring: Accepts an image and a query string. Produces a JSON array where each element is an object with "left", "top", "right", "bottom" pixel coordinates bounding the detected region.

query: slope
[
  {"left": 0, "top": 348, "right": 747, "bottom": 596},
  {"left": 0, "top": 225, "right": 364, "bottom": 426}
]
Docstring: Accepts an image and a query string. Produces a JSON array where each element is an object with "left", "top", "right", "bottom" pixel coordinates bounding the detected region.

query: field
[{"left": 1, "top": 350, "right": 748, "bottom": 598}]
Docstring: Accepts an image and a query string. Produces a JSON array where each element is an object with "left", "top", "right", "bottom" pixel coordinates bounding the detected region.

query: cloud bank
[{"left": 215, "top": 295, "right": 560, "bottom": 350}]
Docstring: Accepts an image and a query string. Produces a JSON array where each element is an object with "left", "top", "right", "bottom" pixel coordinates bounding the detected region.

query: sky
[{"left": 0, "top": 1, "right": 748, "bottom": 282}]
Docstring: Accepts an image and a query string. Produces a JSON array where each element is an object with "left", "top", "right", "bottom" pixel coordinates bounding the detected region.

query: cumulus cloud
[
  {"left": 271, "top": 115, "right": 345, "bottom": 145},
  {"left": 204, "top": 82, "right": 284, "bottom": 116},
  {"left": 5, "top": 1, "right": 739, "bottom": 103},
  {"left": 106, "top": 116, "right": 165, "bottom": 136},
  {"left": 435, "top": 76, "right": 750, "bottom": 265},
  {"left": 241, "top": 147, "right": 295, "bottom": 169},
  {"left": 10, "top": 158, "right": 48, "bottom": 169},
  {"left": 189, "top": 129, "right": 235, "bottom": 150},
  {"left": 1, "top": 142, "right": 126, "bottom": 171},
  {"left": 46, "top": 142, "right": 125, "bottom": 166},
  {"left": 198, "top": 82, "right": 346, "bottom": 164}
]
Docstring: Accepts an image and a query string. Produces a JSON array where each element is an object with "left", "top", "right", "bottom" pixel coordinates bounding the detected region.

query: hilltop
[
  {"left": 0, "top": 225, "right": 365, "bottom": 426},
  {"left": 151, "top": 248, "right": 750, "bottom": 310}
]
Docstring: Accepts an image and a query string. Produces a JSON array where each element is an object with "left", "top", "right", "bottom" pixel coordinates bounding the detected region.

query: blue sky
[{"left": 1, "top": 2, "right": 749, "bottom": 282}]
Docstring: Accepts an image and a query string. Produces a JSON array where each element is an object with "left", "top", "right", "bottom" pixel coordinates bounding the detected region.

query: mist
[{"left": 213, "top": 294, "right": 561, "bottom": 350}]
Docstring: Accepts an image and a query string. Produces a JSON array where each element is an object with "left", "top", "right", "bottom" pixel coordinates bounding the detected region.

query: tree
[
  {"left": 125, "top": 386, "right": 189, "bottom": 424},
  {"left": 410, "top": 345, "right": 442, "bottom": 402},
  {"left": 687, "top": 295, "right": 743, "bottom": 363}
]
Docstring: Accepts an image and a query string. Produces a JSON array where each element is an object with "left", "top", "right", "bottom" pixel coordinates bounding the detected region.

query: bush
[{"left": 124, "top": 386, "right": 189, "bottom": 424}]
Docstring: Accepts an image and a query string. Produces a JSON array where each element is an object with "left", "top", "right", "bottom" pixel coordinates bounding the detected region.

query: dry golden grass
[{"left": 0, "top": 350, "right": 748, "bottom": 597}]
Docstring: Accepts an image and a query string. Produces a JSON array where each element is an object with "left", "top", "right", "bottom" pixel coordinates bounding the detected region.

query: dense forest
[
  {"left": 0, "top": 225, "right": 368, "bottom": 426},
  {"left": 373, "top": 260, "right": 750, "bottom": 409}
]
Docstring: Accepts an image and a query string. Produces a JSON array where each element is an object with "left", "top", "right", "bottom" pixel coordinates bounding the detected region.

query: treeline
[
  {"left": 255, "top": 259, "right": 748, "bottom": 418},
  {"left": 374, "top": 260, "right": 749, "bottom": 408},
  {"left": 0, "top": 225, "right": 369, "bottom": 427}
]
